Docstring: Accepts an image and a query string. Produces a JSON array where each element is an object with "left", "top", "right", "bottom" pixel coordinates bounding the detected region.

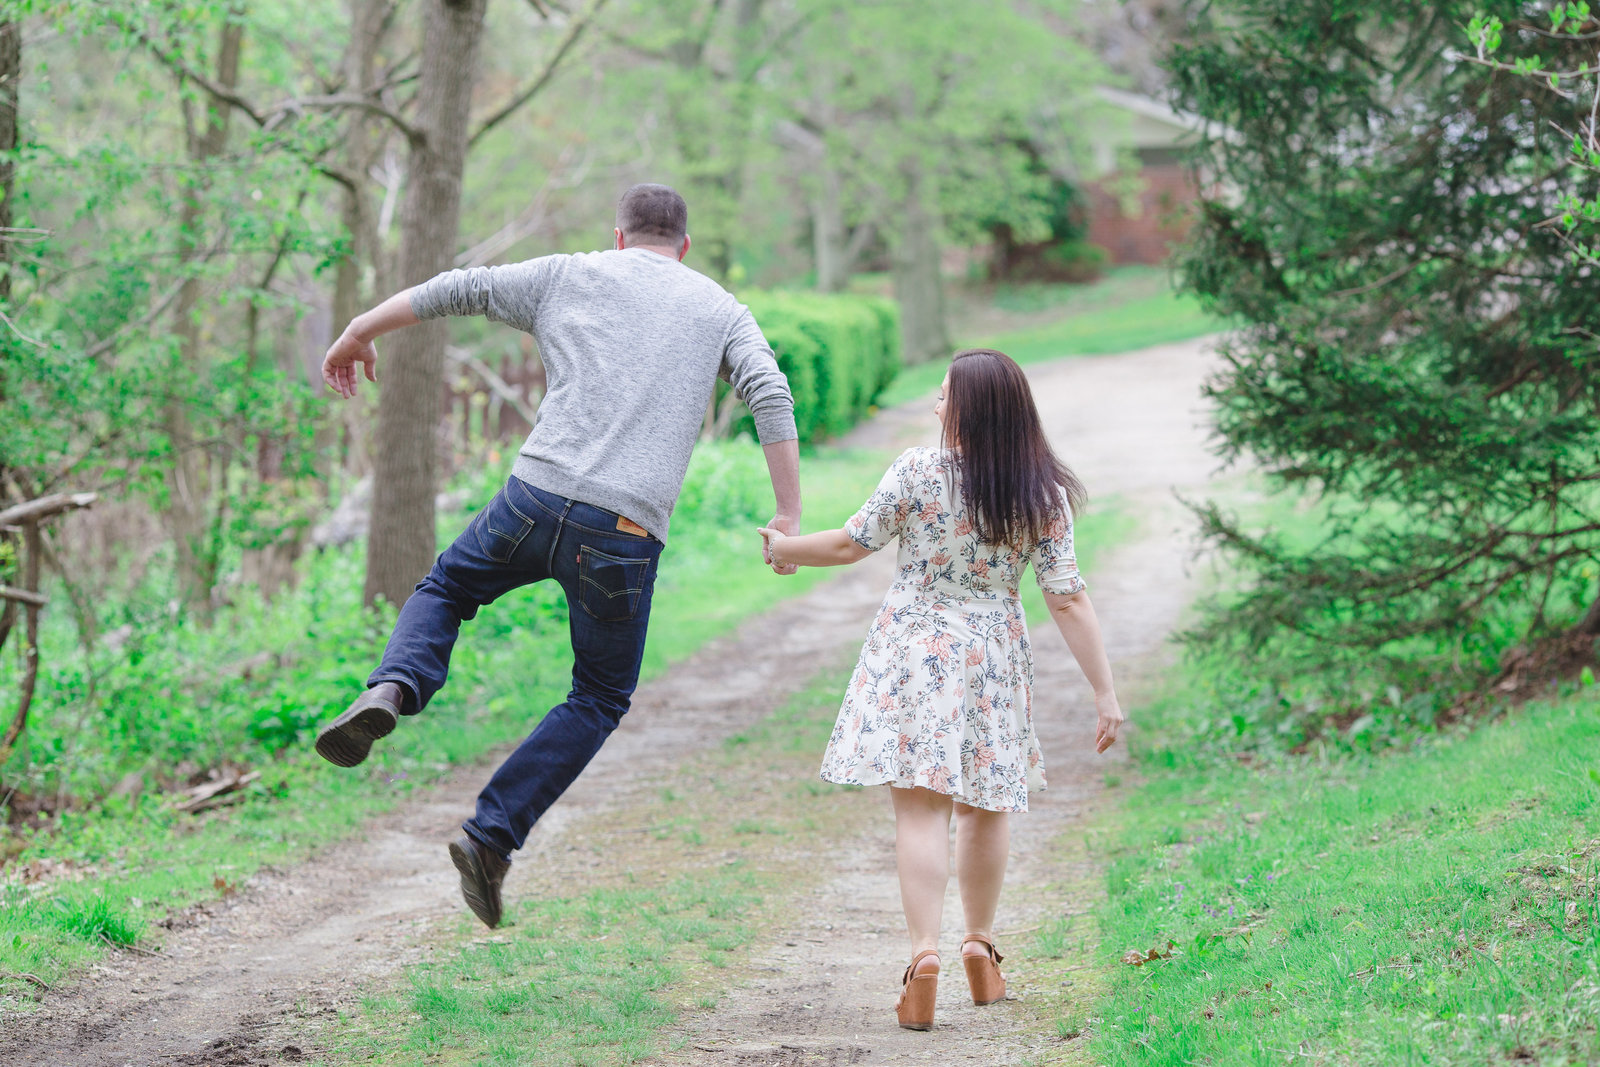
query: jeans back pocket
[
  {"left": 474, "top": 490, "right": 534, "bottom": 564},
  {"left": 577, "top": 546, "right": 651, "bottom": 621}
]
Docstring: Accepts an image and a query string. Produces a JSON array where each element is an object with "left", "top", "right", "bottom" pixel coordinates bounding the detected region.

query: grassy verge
[
  {"left": 1026, "top": 469, "right": 1600, "bottom": 1064},
  {"left": 0, "top": 441, "right": 892, "bottom": 1008},
  {"left": 322, "top": 664, "right": 878, "bottom": 1066},
  {"left": 1041, "top": 677, "right": 1600, "bottom": 1065},
  {"left": 877, "top": 269, "right": 1221, "bottom": 409}
]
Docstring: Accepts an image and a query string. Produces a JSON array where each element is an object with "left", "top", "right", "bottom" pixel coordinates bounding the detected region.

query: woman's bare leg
[
  {"left": 891, "top": 786, "right": 954, "bottom": 955},
  {"left": 954, "top": 801, "right": 1010, "bottom": 954}
]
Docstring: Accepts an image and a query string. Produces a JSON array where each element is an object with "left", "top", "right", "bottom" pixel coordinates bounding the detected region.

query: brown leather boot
[
  {"left": 449, "top": 835, "right": 512, "bottom": 928},
  {"left": 314, "top": 682, "right": 403, "bottom": 767}
]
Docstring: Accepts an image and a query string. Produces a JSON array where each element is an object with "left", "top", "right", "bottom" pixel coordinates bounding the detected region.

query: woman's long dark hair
[{"left": 941, "top": 348, "right": 1086, "bottom": 548}]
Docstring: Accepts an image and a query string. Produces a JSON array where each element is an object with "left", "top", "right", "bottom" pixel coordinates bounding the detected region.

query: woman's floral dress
[{"left": 819, "top": 446, "right": 1086, "bottom": 813}]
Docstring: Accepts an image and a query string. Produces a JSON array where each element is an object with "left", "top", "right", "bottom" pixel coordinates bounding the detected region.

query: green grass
[
  {"left": 1052, "top": 681, "right": 1600, "bottom": 1065},
  {"left": 877, "top": 271, "right": 1222, "bottom": 409},
  {"left": 321, "top": 667, "right": 868, "bottom": 1065},
  {"left": 344, "top": 869, "right": 765, "bottom": 1066}
]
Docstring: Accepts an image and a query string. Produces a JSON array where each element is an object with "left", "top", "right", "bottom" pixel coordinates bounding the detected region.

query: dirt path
[
  {"left": 647, "top": 339, "right": 1224, "bottom": 1065},
  {"left": 0, "top": 338, "right": 1222, "bottom": 1067}
]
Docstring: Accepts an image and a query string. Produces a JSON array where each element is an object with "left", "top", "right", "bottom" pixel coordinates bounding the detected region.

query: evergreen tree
[{"left": 1170, "top": 1, "right": 1600, "bottom": 689}]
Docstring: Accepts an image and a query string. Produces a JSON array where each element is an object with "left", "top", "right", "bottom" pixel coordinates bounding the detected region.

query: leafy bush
[
  {"left": 1039, "top": 240, "right": 1109, "bottom": 282},
  {"left": 738, "top": 290, "right": 900, "bottom": 442},
  {"left": 0, "top": 433, "right": 885, "bottom": 811}
]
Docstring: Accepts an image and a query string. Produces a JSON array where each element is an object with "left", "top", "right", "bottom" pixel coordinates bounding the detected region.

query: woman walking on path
[{"left": 758, "top": 348, "right": 1124, "bottom": 1031}]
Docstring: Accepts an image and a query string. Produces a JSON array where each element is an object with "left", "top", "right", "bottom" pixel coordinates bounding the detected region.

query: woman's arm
[
  {"left": 757, "top": 526, "right": 872, "bottom": 568},
  {"left": 1042, "top": 589, "right": 1125, "bottom": 753}
]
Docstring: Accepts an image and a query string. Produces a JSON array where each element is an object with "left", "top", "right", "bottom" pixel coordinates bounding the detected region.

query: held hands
[
  {"left": 1094, "top": 691, "right": 1125, "bottom": 754},
  {"left": 758, "top": 517, "right": 798, "bottom": 576},
  {"left": 322, "top": 330, "right": 378, "bottom": 399}
]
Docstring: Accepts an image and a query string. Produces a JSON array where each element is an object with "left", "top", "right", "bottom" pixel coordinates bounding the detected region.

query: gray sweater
[{"left": 410, "top": 248, "right": 797, "bottom": 541}]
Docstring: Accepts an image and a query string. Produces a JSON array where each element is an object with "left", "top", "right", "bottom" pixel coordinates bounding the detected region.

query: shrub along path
[{"left": 0, "top": 336, "right": 1224, "bottom": 1066}]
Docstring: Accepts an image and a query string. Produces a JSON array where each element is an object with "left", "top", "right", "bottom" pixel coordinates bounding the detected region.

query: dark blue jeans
[{"left": 368, "top": 476, "right": 664, "bottom": 862}]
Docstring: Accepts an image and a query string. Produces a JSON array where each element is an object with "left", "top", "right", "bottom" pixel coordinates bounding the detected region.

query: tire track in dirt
[{"left": 0, "top": 337, "right": 1221, "bottom": 1066}]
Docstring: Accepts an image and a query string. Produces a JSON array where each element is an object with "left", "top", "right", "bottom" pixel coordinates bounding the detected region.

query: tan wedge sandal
[
  {"left": 961, "top": 934, "right": 1006, "bottom": 1005},
  {"left": 895, "top": 949, "right": 941, "bottom": 1030}
]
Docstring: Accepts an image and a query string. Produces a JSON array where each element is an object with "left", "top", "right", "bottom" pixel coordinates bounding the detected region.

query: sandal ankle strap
[
  {"left": 961, "top": 934, "right": 1004, "bottom": 963},
  {"left": 902, "top": 948, "right": 941, "bottom": 984}
]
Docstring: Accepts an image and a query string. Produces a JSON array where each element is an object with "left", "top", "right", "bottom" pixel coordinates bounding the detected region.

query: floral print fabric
[{"left": 819, "top": 447, "right": 1086, "bottom": 812}]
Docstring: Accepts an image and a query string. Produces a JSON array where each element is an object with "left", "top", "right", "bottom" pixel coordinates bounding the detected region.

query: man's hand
[
  {"left": 1094, "top": 691, "right": 1125, "bottom": 754},
  {"left": 323, "top": 330, "right": 378, "bottom": 399},
  {"left": 764, "top": 513, "right": 799, "bottom": 575}
]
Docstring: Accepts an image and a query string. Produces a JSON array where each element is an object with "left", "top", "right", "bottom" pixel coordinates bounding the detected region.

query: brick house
[{"left": 1082, "top": 86, "right": 1220, "bottom": 265}]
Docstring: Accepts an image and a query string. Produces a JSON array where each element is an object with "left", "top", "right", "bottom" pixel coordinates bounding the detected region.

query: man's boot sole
[
  {"left": 314, "top": 699, "right": 398, "bottom": 768},
  {"left": 449, "top": 839, "right": 502, "bottom": 928}
]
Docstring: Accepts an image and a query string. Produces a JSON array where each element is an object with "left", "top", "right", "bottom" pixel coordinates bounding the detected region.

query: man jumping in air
[{"left": 315, "top": 184, "right": 800, "bottom": 927}]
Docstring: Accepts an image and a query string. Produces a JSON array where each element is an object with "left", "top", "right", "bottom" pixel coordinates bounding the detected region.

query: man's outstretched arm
[
  {"left": 763, "top": 437, "right": 802, "bottom": 575},
  {"left": 322, "top": 287, "right": 422, "bottom": 398}
]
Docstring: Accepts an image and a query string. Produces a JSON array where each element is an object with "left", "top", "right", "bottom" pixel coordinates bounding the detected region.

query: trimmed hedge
[{"left": 736, "top": 290, "right": 900, "bottom": 443}]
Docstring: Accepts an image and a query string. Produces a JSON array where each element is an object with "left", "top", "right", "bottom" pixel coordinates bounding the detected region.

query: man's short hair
[{"left": 616, "top": 183, "right": 688, "bottom": 244}]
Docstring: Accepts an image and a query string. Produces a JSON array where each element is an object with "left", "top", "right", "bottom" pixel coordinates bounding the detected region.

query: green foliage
[
  {"left": 0, "top": 1, "right": 348, "bottom": 614},
  {"left": 0, "top": 439, "right": 887, "bottom": 803},
  {"left": 1168, "top": 1, "right": 1600, "bottom": 704},
  {"left": 1465, "top": 5, "right": 1600, "bottom": 263},
  {"left": 739, "top": 290, "right": 900, "bottom": 442},
  {"left": 1073, "top": 683, "right": 1600, "bottom": 1065}
]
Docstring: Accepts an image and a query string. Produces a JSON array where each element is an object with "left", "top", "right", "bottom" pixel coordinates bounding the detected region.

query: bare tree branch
[
  {"left": 0, "top": 307, "right": 41, "bottom": 347},
  {"left": 263, "top": 92, "right": 421, "bottom": 144},
  {"left": 469, "top": 0, "right": 610, "bottom": 148},
  {"left": 446, "top": 346, "right": 539, "bottom": 426},
  {"left": 129, "top": 21, "right": 419, "bottom": 150},
  {"left": 454, "top": 143, "right": 592, "bottom": 267},
  {"left": 0, "top": 493, "right": 98, "bottom": 528}
]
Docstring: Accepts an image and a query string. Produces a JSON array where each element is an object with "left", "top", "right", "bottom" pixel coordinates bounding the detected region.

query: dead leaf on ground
[{"left": 1121, "top": 941, "right": 1177, "bottom": 966}]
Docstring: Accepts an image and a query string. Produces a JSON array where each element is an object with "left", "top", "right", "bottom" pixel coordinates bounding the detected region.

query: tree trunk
[
  {"left": 364, "top": 0, "right": 486, "bottom": 610},
  {"left": 0, "top": 18, "right": 19, "bottom": 307},
  {"left": 889, "top": 164, "right": 950, "bottom": 365},
  {"left": 702, "top": 0, "right": 765, "bottom": 279},
  {"left": 166, "top": 14, "right": 244, "bottom": 618},
  {"left": 332, "top": 0, "right": 389, "bottom": 333},
  {"left": 0, "top": 18, "right": 21, "bottom": 502},
  {"left": 812, "top": 158, "right": 850, "bottom": 292},
  {"left": 1578, "top": 589, "right": 1600, "bottom": 637}
]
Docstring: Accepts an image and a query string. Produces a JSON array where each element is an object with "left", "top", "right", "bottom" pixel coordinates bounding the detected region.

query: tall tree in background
[
  {"left": 0, "top": 14, "right": 17, "bottom": 310},
  {"left": 364, "top": 0, "right": 487, "bottom": 610},
  {"left": 364, "top": 0, "right": 606, "bottom": 608},
  {"left": 772, "top": 1, "right": 1108, "bottom": 362},
  {"left": 0, "top": 2, "right": 343, "bottom": 614},
  {"left": 1171, "top": 1, "right": 1600, "bottom": 688},
  {"left": 165, "top": 9, "right": 245, "bottom": 614}
]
